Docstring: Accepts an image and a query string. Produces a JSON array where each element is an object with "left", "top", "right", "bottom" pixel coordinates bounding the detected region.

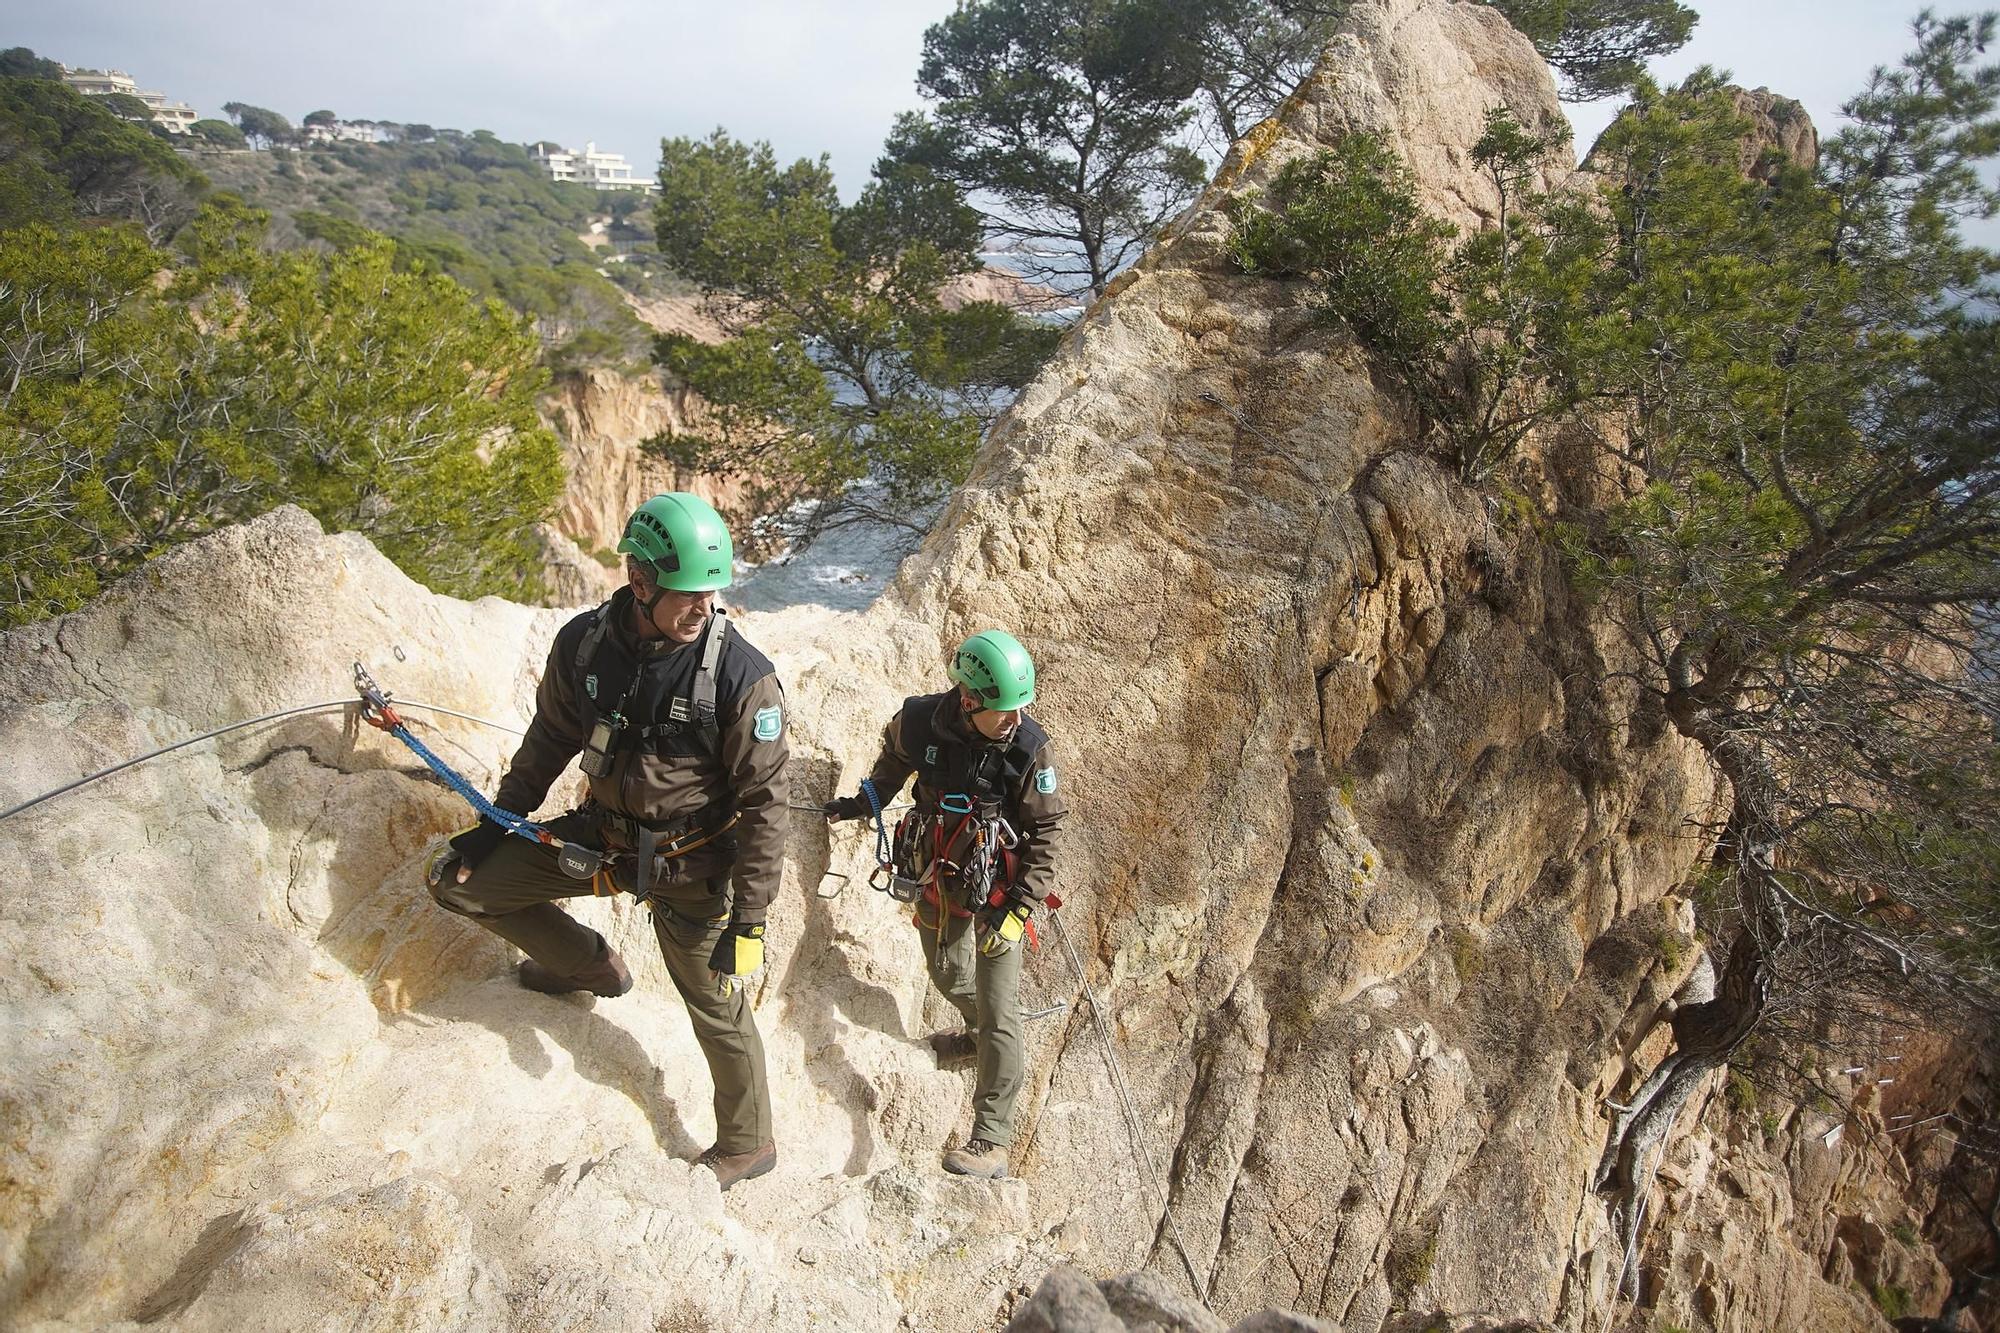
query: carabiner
[{"left": 940, "top": 793, "right": 974, "bottom": 816}]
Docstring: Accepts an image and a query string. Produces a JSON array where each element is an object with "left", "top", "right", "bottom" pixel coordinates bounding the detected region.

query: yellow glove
[
  {"left": 708, "top": 921, "right": 765, "bottom": 978},
  {"left": 978, "top": 901, "right": 1031, "bottom": 958}
]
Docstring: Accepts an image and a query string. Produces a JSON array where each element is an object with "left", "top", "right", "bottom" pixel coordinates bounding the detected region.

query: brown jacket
[
  {"left": 864, "top": 690, "right": 1066, "bottom": 902},
  {"left": 494, "top": 591, "right": 790, "bottom": 922}
]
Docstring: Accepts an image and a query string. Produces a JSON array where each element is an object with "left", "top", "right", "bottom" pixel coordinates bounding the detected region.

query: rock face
[
  {"left": 0, "top": 2, "right": 1953, "bottom": 1330},
  {"left": 538, "top": 367, "right": 756, "bottom": 597}
]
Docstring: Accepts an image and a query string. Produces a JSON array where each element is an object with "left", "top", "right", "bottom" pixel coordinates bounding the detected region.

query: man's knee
[
  {"left": 427, "top": 844, "right": 544, "bottom": 918},
  {"left": 429, "top": 870, "right": 485, "bottom": 916}
]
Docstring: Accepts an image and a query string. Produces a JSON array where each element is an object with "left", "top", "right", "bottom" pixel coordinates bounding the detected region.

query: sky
[{"left": 0, "top": 0, "right": 1969, "bottom": 197}]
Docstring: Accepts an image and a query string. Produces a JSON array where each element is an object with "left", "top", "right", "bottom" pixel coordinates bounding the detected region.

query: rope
[
  {"left": 383, "top": 722, "right": 550, "bottom": 844},
  {"left": 0, "top": 698, "right": 527, "bottom": 825},
  {"left": 1047, "top": 907, "right": 1209, "bottom": 1304},
  {"left": 859, "top": 776, "right": 891, "bottom": 868}
]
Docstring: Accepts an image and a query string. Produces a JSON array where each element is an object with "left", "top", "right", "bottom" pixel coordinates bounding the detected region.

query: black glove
[
  {"left": 707, "top": 920, "right": 766, "bottom": 978},
  {"left": 977, "top": 897, "right": 1032, "bottom": 958},
  {"left": 450, "top": 818, "right": 508, "bottom": 869},
  {"left": 822, "top": 795, "right": 871, "bottom": 822}
]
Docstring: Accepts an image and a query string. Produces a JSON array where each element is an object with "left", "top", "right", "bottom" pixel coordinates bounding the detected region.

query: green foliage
[
  {"left": 1873, "top": 1282, "right": 1913, "bottom": 1320},
  {"left": 1656, "top": 928, "right": 1686, "bottom": 973},
  {"left": 885, "top": 0, "right": 1211, "bottom": 295},
  {"left": 223, "top": 102, "right": 294, "bottom": 148},
  {"left": 201, "top": 130, "right": 660, "bottom": 365},
  {"left": 1387, "top": 1222, "right": 1440, "bottom": 1295},
  {"left": 190, "top": 118, "right": 247, "bottom": 150},
  {"left": 0, "top": 203, "right": 563, "bottom": 623},
  {"left": 0, "top": 48, "right": 63, "bottom": 80},
  {"left": 97, "top": 92, "right": 154, "bottom": 123},
  {"left": 302, "top": 109, "right": 337, "bottom": 129},
  {"left": 652, "top": 129, "right": 1060, "bottom": 550},
  {"left": 1230, "top": 109, "right": 1592, "bottom": 480},
  {"left": 1891, "top": 1219, "right": 1921, "bottom": 1247},
  {"left": 1181, "top": 1, "right": 1350, "bottom": 148},
  {"left": 0, "top": 72, "right": 205, "bottom": 238},
  {"left": 1725, "top": 1068, "right": 1757, "bottom": 1114},
  {"left": 1487, "top": 0, "right": 1699, "bottom": 101},
  {"left": 1230, "top": 133, "right": 1458, "bottom": 395}
]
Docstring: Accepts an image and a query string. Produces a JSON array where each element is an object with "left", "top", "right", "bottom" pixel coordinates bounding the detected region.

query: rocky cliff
[
  {"left": 534, "top": 367, "right": 757, "bottom": 603},
  {"left": 0, "top": 3, "right": 1963, "bottom": 1330}
]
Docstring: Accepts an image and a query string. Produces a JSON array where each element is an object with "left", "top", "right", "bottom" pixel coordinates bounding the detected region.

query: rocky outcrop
[
  {"left": 0, "top": 2, "right": 1961, "bottom": 1330},
  {"left": 538, "top": 366, "right": 755, "bottom": 595}
]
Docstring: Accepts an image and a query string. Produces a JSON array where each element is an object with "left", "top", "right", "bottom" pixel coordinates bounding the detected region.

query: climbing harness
[
  {"left": 571, "top": 603, "right": 733, "bottom": 778},
  {"left": 1046, "top": 900, "right": 1210, "bottom": 1303}
]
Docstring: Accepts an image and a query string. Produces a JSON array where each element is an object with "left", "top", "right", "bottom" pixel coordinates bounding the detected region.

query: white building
[
  {"left": 531, "top": 141, "right": 657, "bottom": 193},
  {"left": 61, "top": 66, "right": 199, "bottom": 135},
  {"left": 303, "top": 120, "right": 391, "bottom": 145}
]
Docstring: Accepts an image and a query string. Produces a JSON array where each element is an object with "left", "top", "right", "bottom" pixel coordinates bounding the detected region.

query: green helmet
[
  {"left": 949, "top": 629, "right": 1036, "bottom": 711},
  {"left": 616, "top": 492, "right": 733, "bottom": 591}
]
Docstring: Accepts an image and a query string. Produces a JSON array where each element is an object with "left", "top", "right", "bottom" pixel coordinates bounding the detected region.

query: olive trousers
[
  {"left": 430, "top": 835, "right": 773, "bottom": 1154},
  {"left": 913, "top": 894, "right": 1025, "bottom": 1147}
]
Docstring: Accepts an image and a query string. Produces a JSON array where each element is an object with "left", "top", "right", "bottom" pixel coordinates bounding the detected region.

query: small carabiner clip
[{"left": 940, "top": 793, "right": 974, "bottom": 815}]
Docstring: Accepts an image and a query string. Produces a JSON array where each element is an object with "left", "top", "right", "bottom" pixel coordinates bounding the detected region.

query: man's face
[
  {"left": 628, "top": 557, "right": 714, "bottom": 643},
  {"left": 958, "top": 685, "right": 1019, "bottom": 742}
]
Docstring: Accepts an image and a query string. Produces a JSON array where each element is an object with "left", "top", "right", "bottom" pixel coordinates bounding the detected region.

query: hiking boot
[
  {"left": 928, "top": 1027, "right": 978, "bottom": 1065},
  {"left": 942, "top": 1137, "right": 1008, "bottom": 1179},
  {"left": 517, "top": 942, "right": 633, "bottom": 997},
  {"left": 696, "top": 1140, "right": 776, "bottom": 1191}
]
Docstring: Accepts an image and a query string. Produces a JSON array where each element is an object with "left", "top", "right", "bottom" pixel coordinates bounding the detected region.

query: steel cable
[{"left": 0, "top": 699, "right": 526, "bottom": 824}]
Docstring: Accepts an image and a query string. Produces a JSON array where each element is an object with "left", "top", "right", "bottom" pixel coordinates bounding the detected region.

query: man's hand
[
  {"left": 708, "top": 920, "right": 765, "bottom": 995},
  {"left": 822, "top": 795, "right": 871, "bottom": 823},
  {"left": 977, "top": 898, "right": 1032, "bottom": 958},
  {"left": 426, "top": 818, "right": 507, "bottom": 889}
]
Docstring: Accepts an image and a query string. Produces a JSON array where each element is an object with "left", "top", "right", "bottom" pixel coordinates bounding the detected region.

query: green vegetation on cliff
[
  {"left": 0, "top": 71, "right": 206, "bottom": 239},
  {"left": 651, "top": 131, "right": 1059, "bottom": 550},
  {"left": 0, "top": 53, "right": 567, "bottom": 622},
  {"left": 199, "top": 132, "right": 671, "bottom": 370},
  {"left": 1231, "top": 16, "right": 2000, "bottom": 1269}
]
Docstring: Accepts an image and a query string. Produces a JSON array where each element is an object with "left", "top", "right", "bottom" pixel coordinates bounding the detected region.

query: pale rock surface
[{"left": 0, "top": 2, "right": 1944, "bottom": 1331}]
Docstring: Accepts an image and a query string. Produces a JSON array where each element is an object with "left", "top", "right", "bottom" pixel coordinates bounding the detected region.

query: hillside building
[
  {"left": 61, "top": 66, "right": 199, "bottom": 135},
  {"left": 303, "top": 120, "right": 392, "bottom": 145},
  {"left": 530, "top": 141, "right": 657, "bottom": 193}
]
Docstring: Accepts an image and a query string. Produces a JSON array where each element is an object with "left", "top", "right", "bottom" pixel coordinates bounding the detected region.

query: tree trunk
[{"left": 1594, "top": 693, "right": 1780, "bottom": 1301}]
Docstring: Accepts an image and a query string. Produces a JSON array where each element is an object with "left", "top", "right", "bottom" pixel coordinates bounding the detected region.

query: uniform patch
[
  {"left": 1036, "top": 767, "right": 1058, "bottom": 794},
  {"left": 585, "top": 673, "right": 599, "bottom": 700},
  {"left": 925, "top": 745, "right": 940, "bottom": 765},
  {"left": 754, "top": 705, "right": 783, "bottom": 741}
]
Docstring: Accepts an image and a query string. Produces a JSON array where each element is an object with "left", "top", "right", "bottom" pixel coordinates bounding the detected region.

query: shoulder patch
[
  {"left": 1035, "top": 767, "right": 1058, "bottom": 794},
  {"left": 753, "top": 704, "right": 783, "bottom": 742}
]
